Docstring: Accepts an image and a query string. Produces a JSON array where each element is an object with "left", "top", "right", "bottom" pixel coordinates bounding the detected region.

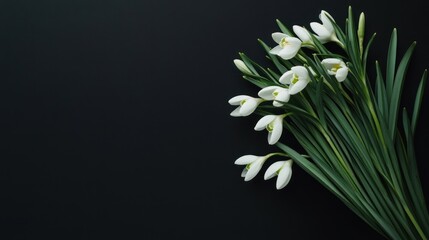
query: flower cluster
[
  {"left": 229, "top": 10, "right": 349, "bottom": 190},
  {"left": 228, "top": 7, "right": 429, "bottom": 239}
]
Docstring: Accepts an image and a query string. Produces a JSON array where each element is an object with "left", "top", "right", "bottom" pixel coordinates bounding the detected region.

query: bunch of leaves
[{"left": 236, "top": 7, "right": 429, "bottom": 240}]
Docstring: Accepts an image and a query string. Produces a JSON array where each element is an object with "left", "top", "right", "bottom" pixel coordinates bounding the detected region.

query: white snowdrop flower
[
  {"left": 264, "top": 160, "right": 293, "bottom": 190},
  {"left": 254, "top": 114, "right": 286, "bottom": 145},
  {"left": 321, "top": 58, "right": 349, "bottom": 82},
  {"left": 269, "top": 32, "right": 302, "bottom": 60},
  {"left": 279, "top": 66, "right": 310, "bottom": 95},
  {"left": 234, "top": 155, "right": 268, "bottom": 181},
  {"left": 258, "top": 86, "right": 290, "bottom": 107},
  {"left": 228, "top": 95, "right": 263, "bottom": 117},
  {"left": 310, "top": 10, "right": 339, "bottom": 43}
]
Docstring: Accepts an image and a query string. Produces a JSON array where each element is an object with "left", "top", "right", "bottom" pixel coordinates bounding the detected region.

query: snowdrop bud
[
  {"left": 233, "top": 59, "right": 252, "bottom": 75},
  {"left": 358, "top": 12, "right": 365, "bottom": 54},
  {"left": 293, "top": 25, "right": 313, "bottom": 44}
]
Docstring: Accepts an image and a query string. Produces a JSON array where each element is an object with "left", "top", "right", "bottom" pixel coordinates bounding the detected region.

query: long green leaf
[
  {"left": 411, "top": 70, "right": 428, "bottom": 135},
  {"left": 258, "top": 39, "right": 289, "bottom": 73},
  {"left": 363, "top": 33, "right": 377, "bottom": 75},
  {"left": 388, "top": 42, "right": 416, "bottom": 139},
  {"left": 375, "top": 61, "right": 388, "bottom": 119},
  {"left": 276, "top": 19, "right": 293, "bottom": 36},
  {"left": 386, "top": 29, "right": 397, "bottom": 100}
]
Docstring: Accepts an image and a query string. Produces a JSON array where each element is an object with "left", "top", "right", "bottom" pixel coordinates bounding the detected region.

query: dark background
[{"left": 0, "top": 0, "right": 428, "bottom": 239}]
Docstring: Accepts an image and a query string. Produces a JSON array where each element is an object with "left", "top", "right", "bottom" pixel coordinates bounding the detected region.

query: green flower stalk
[{"left": 228, "top": 7, "right": 429, "bottom": 240}]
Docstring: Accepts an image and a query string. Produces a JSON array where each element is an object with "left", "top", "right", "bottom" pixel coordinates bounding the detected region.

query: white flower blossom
[
  {"left": 234, "top": 155, "right": 268, "bottom": 181},
  {"left": 258, "top": 86, "right": 290, "bottom": 107},
  {"left": 310, "top": 10, "right": 338, "bottom": 43},
  {"left": 264, "top": 160, "right": 293, "bottom": 190},
  {"left": 254, "top": 115, "right": 285, "bottom": 145},
  {"left": 269, "top": 32, "right": 302, "bottom": 60},
  {"left": 321, "top": 58, "right": 349, "bottom": 82},
  {"left": 228, "top": 95, "right": 263, "bottom": 117},
  {"left": 279, "top": 66, "right": 310, "bottom": 95}
]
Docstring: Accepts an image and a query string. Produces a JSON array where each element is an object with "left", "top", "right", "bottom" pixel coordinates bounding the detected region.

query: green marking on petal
[
  {"left": 280, "top": 38, "right": 289, "bottom": 48},
  {"left": 291, "top": 74, "right": 299, "bottom": 84},
  {"left": 273, "top": 91, "right": 279, "bottom": 97},
  {"left": 240, "top": 99, "right": 247, "bottom": 106},
  {"left": 331, "top": 63, "right": 342, "bottom": 73},
  {"left": 266, "top": 122, "right": 275, "bottom": 132}
]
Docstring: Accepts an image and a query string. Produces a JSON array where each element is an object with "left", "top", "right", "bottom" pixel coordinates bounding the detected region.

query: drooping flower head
[
  {"left": 234, "top": 155, "right": 268, "bottom": 181},
  {"left": 264, "top": 160, "right": 293, "bottom": 190},
  {"left": 310, "top": 10, "right": 338, "bottom": 43},
  {"left": 279, "top": 66, "right": 310, "bottom": 95},
  {"left": 254, "top": 114, "right": 286, "bottom": 145},
  {"left": 321, "top": 58, "right": 349, "bottom": 82},
  {"left": 258, "top": 86, "right": 290, "bottom": 107},
  {"left": 228, "top": 95, "right": 263, "bottom": 117},
  {"left": 269, "top": 32, "right": 302, "bottom": 60}
]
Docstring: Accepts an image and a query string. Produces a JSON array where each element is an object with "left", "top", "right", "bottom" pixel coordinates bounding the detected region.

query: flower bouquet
[{"left": 229, "top": 7, "right": 429, "bottom": 240}]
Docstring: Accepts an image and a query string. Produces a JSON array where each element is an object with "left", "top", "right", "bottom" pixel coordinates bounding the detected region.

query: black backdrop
[{"left": 1, "top": 0, "right": 428, "bottom": 239}]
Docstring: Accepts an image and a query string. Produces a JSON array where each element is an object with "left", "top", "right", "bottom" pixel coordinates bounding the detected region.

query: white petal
[
  {"left": 228, "top": 95, "right": 250, "bottom": 105},
  {"left": 336, "top": 67, "right": 349, "bottom": 82},
  {"left": 278, "top": 43, "right": 301, "bottom": 60},
  {"left": 244, "top": 158, "right": 264, "bottom": 181},
  {"left": 264, "top": 161, "right": 286, "bottom": 180},
  {"left": 293, "top": 25, "right": 311, "bottom": 42},
  {"left": 321, "top": 58, "right": 342, "bottom": 66},
  {"left": 272, "top": 100, "right": 284, "bottom": 107},
  {"left": 272, "top": 32, "right": 288, "bottom": 44},
  {"left": 269, "top": 45, "right": 282, "bottom": 55},
  {"left": 310, "top": 22, "right": 331, "bottom": 40},
  {"left": 326, "top": 70, "right": 336, "bottom": 76},
  {"left": 279, "top": 70, "right": 294, "bottom": 85},
  {"left": 268, "top": 117, "right": 283, "bottom": 145},
  {"left": 258, "top": 86, "right": 282, "bottom": 100},
  {"left": 286, "top": 37, "right": 302, "bottom": 48},
  {"left": 289, "top": 79, "right": 309, "bottom": 95},
  {"left": 254, "top": 115, "right": 276, "bottom": 131},
  {"left": 291, "top": 66, "right": 308, "bottom": 79},
  {"left": 235, "top": 155, "right": 259, "bottom": 165},
  {"left": 230, "top": 106, "right": 242, "bottom": 117},
  {"left": 276, "top": 161, "right": 293, "bottom": 189},
  {"left": 239, "top": 98, "right": 259, "bottom": 116},
  {"left": 320, "top": 10, "right": 334, "bottom": 32},
  {"left": 321, "top": 10, "right": 334, "bottom": 21},
  {"left": 274, "top": 89, "right": 290, "bottom": 105},
  {"left": 241, "top": 168, "right": 248, "bottom": 178}
]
